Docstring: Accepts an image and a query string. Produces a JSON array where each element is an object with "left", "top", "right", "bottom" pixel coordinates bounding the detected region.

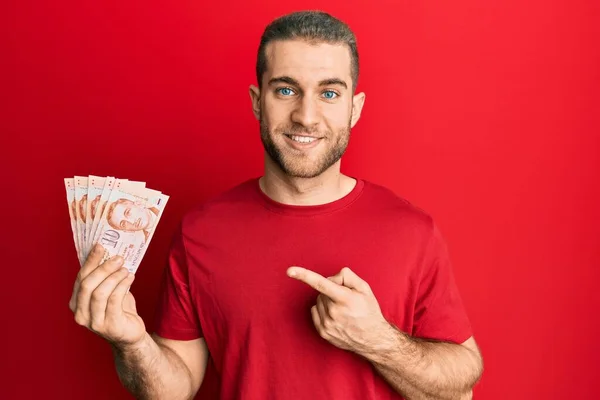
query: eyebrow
[
  {"left": 268, "top": 76, "right": 348, "bottom": 89},
  {"left": 318, "top": 78, "right": 347, "bottom": 89}
]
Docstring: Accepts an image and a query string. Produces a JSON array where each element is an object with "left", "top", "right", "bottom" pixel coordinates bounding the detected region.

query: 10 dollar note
[{"left": 64, "top": 176, "right": 169, "bottom": 273}]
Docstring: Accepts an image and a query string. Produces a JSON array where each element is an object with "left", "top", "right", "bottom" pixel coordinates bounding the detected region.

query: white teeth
[{"left": 290, "top": 135, "right": 317, "bottom": 143}]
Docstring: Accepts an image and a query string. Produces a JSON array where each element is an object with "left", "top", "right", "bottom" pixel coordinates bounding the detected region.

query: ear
[
  {"left": 350, "top": 92, "right": 366, "bottom": 128},
  {"left": 249, "top": 85, "right": 261, "bottom": 120}
]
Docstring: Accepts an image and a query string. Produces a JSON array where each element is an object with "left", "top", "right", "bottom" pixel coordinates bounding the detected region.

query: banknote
[
  {"left": 64, "top": 178, "right": 79, "bottom": 256},
  {"left": 85, "top": 175, "right": 108, "bottom": 257},
  {"left": 92, "top": 184, "right": 168, "bottom": 273},
  {"left": 65, "top": 175, "right": 164, "bottom": 272},
  {"left": 89, "top": 179, "right": 146, "bottom": 251},
  {"left": 74, "top": 176, "right": 89, "bottom": 265},
  {"left": 88, "top": 177, "right": 117, "bottom": 257}
]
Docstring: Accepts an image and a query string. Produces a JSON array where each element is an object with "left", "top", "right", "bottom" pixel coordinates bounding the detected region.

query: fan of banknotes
[{"left": 64, "top": 176, "right": 169, "bottom": 273}]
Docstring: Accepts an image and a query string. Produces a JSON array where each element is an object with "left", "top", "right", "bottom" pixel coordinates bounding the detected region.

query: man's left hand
[{"left": 287, "top": 266, "right": 391, "bottom": 355}]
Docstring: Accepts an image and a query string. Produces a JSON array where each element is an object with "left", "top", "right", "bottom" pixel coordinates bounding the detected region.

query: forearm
[
  {"left": 362, "top": 325, "right": 482, "bottom": 400},
  {"left": 112, "top": 333, "right": 194, "bottom": 400}
]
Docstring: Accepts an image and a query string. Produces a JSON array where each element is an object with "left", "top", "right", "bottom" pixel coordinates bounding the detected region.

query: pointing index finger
[{"left": 287, "top": 266, "right": 350, "bottom": 301}]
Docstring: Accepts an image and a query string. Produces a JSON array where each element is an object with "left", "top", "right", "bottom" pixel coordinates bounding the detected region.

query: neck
[{"left": 259, "top": 155, "right": 356, "bottom": 206}]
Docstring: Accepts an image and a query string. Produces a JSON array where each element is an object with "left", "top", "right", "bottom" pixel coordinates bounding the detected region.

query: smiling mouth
[{"left": 285, "top": 134, "right": 323, "bottom": 144}]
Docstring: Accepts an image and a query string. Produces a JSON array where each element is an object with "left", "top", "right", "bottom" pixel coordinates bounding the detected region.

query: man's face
[
  {"left": 251, "top": 40, "right": 365, "bottom": 178},
  {"left": 108, "top": 199, "right": 152, "bottom": 232}
]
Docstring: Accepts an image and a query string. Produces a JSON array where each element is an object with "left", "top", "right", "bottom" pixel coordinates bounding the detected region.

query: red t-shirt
[{"left": 154, "top": 177, "right": 472, "bottom": 399}]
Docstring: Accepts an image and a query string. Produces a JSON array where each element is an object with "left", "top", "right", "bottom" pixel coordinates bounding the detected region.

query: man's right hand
[{"left": 69, "top": 243, "right": 146, "bottom": 349}]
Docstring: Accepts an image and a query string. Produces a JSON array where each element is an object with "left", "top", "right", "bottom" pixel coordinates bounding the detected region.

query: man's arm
[
  {"left": 69, "top": 244, "right": 209, "bottom": 400},
  {"left": 112, "top": 333, "right": 209, "bottom": 400},
  {"left": 361, "top": 327, "right": 483, "bottom": 400},
  {"left": 287, "top": 266, "right": 483, "bottom": 400}
]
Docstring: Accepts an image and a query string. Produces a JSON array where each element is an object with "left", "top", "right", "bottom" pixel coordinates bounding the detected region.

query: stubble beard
[{"left": 259, "top": 116, "right": 351, "bottom": 179}]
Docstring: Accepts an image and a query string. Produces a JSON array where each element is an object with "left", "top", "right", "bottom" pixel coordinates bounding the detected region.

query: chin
[
  {"left": 284, "top": 171, "right": 322, "bottom": 179},
  {"left": 281, "top": 162, "right": 330, "bottom": 179}
]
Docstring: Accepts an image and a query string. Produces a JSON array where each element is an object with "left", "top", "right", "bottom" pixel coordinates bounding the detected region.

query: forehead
[{"left": 264, "top": 40, "right": 352, "bottom": 86}]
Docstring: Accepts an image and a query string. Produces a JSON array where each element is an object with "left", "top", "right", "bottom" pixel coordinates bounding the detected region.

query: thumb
[
  {"left": 327, "top": 272, "right": 344, "bottom": 285},
  {"left": 339, "top": 267, "right": 371, "bottom": 293}
]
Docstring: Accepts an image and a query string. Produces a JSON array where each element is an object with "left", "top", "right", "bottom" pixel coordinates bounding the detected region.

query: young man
[{"left": 69, "top": 10, "right": 483, "bottom": 400}]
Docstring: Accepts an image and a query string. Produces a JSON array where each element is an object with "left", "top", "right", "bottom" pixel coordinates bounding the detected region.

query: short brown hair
[{"left": 256, "top": 10, "right": 360, "bottom": 91}]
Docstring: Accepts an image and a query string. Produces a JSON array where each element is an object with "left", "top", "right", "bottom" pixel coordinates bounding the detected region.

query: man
[{"left": 69, "top": 10, "right": 483, "bottom": 400}]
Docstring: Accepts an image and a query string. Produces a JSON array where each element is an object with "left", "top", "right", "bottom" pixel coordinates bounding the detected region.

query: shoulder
[
  {"left": 360, "top": 179, "right": 435, "bottom": 232},
  {"left": 359, "top": 179, "right": 450, "bottom": 261},
  {"left": 179, "top": 178, "right": 259, "bottom": 233}
]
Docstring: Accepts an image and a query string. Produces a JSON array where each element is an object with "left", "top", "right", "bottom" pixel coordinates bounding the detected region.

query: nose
[{"left": 291, "top": 95, "right": 320, "bottom": 128}]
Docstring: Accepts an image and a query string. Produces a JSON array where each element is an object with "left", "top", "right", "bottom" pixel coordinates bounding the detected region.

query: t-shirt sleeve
[
  {"left": 153, "top": 224, "right": 203, "bottom": 340},
  {"left": 411, "top": 222, "right": 473, "bottom": 344}
]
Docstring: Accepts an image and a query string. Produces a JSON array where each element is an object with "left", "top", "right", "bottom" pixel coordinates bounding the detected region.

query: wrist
[
  {"left": 111, "top": 332, "right": 151, "bottom": 356},
  {"left": 358, "top": 320, "right": 405, "bottom": 362}
]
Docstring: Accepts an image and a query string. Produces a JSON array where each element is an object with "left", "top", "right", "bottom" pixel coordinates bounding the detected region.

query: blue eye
[
  {"left": 277, "top": 87, "right": 295, "bottom": 96},
  {"left": 323, "top": 90, "right": 338, "bottom": 99}
]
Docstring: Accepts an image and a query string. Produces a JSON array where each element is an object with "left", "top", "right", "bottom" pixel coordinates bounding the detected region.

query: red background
[{"left": 3, "top": 0, "right": 599, "bottom": 398}]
